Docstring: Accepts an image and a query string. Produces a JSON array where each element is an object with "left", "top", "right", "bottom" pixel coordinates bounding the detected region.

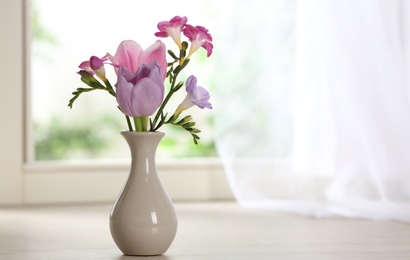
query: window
[{"left": 0, "top": 0, "right": 229, "bottom": 206}]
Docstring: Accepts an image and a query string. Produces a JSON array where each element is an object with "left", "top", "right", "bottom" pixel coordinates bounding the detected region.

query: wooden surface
[{"left": 0, "top": 202, "right": 409, "bottom": 259}]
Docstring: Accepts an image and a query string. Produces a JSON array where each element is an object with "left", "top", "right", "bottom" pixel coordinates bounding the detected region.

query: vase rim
[{"left": 120, "top": 130, "right": 165, "bottom": 136}]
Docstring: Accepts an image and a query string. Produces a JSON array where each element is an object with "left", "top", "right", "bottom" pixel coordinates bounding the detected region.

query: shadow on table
[{"left": 116, "top": 254, "right": 171, "bottom": 259}]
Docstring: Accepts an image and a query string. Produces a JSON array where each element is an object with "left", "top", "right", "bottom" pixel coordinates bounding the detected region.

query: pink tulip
[
  {"left": 116, "top": 60, "right": 165, "bottom": 117},
  {"left": 154, "top": 16, "right": 188, "bottom": 49},
  {"left": 108, "top": 40, "right": 167, "bottom": 80},
  {"left": 183, "top": 25, "right": 213, "bottom": 58}
]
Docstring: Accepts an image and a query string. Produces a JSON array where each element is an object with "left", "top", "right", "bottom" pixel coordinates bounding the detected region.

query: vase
[{"left": 109, "top": 131, "right": 178, "bottom": 256}]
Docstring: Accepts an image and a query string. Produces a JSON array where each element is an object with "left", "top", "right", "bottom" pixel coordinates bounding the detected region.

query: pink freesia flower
[
  {"left": 183, "top": 25, "right": 213, "bottom": 58},
  {"left": 78, "top": 61, "right": 93, "bottom": 75},
  {"left": 116, "top": 60, "right": 165, "bottom": 117},
  {"left": 78, "top": 55, "right": 109, "bottom": 80},
  {"left": 108, "top": 40, "right": 167, "bottom": 80},
  {"left": 175, "top": 75, "right": 212, "bottom": 114},
  {"left": 154, "top": 16, "right": 188, "bottom": 49}
]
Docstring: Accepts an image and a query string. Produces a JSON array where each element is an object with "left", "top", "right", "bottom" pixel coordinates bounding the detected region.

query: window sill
[{"left": 22, "top": 157, "right": 233, "bottom": 205}]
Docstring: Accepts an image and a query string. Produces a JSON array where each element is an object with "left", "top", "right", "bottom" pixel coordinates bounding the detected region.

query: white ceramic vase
[{"left": 109, "top": 131, "right": 178, "bottom": 256}]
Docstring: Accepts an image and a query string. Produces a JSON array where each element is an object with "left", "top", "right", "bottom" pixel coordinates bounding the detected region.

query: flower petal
[
  {"left": 131, "top": 78, "right": 164, "bottom": 116},
  {"left": 183, "top": 25, "right": 213, "bottom": 58},
  {"left": 109, "top": 40, "right": 143, "bottom": 73},
  {"left": 201, "top": 42, "right": 214, "bottom": 57},
  {"left": 191, "top": 86, "right": 212, "bottom": 109},
  {"left": 185, "top": 75, "right": 197, "bottom": 92},
  {"left": 116, "top": 75, "right": 136, "bottom": 117},
  {"left": 115, "top": 62, "right": 165, "bottom": 117},
  {"left": 139, "top": 40, "right": 168, "bottom": 80},
  {"left": 154, "top": 16, "right": 188, "bottom": 48},
  {"left": 147, "top": 61, "right": 165, "bottom": 97}
]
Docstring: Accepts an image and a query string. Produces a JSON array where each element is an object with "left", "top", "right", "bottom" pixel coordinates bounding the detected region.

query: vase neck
[{"left": 121, "top": 131, "right": 164, "bottom": 159}]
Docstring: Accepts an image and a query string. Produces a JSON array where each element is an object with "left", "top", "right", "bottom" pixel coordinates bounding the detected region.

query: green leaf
[
  {"left": 68, "top": 87, "right": 93, "bottom": 108},
  {"left": 191, "top": 132, "right": 200, "bottom": 145},
  {"left": 176, "top": 115, "right": 192, "bottom": 125},
  {"left": 69, "top": 71, "right": 116, "bottom": 109},
  {"left": 181, "top": 58, "right": 190, "bottom": 69},
  {"left": 78, "top": 70, "right": 105, "bottom": 89},
  {"left": 167, "top": 50, "right": 179, "bottom": 60},
  {"left": 193, "top": 137, "right": 198, "bottom": 145},
  {"left": 173, "top": 65, "right": 182, "bottom": 75},
  {"left": 182, "top": 122, "right": 196, "bottom": 128},
  {"left": 189, "top": 128, "right": 201, "bottom": 134},
  {"left": 174, "top": 81, "right": 184, "bottom": 91}
]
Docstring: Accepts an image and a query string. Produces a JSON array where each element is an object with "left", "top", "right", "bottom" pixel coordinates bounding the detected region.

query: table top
[{"left": 1, "top": 202, "right": 409, "bottom": 260}]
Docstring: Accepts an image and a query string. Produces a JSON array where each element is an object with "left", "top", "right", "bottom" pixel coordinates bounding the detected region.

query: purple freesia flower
[
  {"left": 78, "top": 55, "right": 109, "bottom": 80},
  {"left": 175, "top": 75, "right": 212, "bottom": 114},
  {"left": 183, "top": 25, "right": 213, "bottom": 58},
  {"left": 116, "top": 60, "right": 165, "bottom": 117},
  {"left": 108, "top": 40, "right": 167, "bottom": 80},
  {"left": 154, "top": 16, "right": 188, "bottom": 49}
]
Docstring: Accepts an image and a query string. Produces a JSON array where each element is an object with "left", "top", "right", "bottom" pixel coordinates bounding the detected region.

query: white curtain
[{"left": 214, "top": 0, "right": 410, "bottom": 221}]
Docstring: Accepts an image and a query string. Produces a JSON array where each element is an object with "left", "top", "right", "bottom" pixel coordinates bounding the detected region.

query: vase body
[{"left": 110, "top": 131, "right": 177, "bottom": 256}]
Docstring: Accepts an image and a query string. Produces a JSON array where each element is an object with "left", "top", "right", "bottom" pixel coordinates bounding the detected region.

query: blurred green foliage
[
  {"left": 158, "top": 116, "right": 217, "bottom": 158},
  {"left": 31, "top": 0, "right": 59, "bottom": 62},
  {"left": 34, "top": 114, "right": 217, "bottom": 160},
  {"left": 34, "top": 115, "right": 122, "bottom": 160}
]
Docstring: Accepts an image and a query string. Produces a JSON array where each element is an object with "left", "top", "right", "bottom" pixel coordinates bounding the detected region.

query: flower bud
[{"left": 90, "top": 56, "right": 106, "bottom": 81}]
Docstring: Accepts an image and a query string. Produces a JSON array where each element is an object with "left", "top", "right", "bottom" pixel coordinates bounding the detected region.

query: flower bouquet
[{"left": 69, "top": 15, "right": 212, "bottom": 144}]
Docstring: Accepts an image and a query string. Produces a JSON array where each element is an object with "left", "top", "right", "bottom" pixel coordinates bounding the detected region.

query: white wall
[{"left": 0, "top": 0, "right": 24, "bottom": 205}]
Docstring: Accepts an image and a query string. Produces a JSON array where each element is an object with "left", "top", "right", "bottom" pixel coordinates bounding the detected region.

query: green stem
[
  {"left": 134, "top": 117, "right": 142, "bottom": 132},
  {"left": 133, "top": 116, "right": 148, "bottom": 132},
  {"left": 141, "top": 116, "right": 148, "bottom": 131},
  {"left": 151, "top": 58, "right": 190, "bottom": 131},
  {"left": 152, "top": 72, "right": 179, "bottom": 130},
  {"left": 125, "top": 115, "right": 133, "bottom": 131},
  {"left": 103, "top": 79, "right": 116, "bottom": 97}
]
